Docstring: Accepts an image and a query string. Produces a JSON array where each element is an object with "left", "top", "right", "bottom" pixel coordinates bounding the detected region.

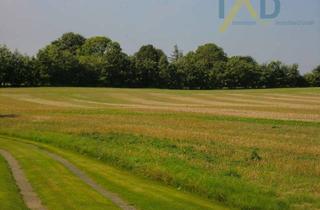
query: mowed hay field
[{"left": 0, "top": 87, "right": 320, "bottom": 210}]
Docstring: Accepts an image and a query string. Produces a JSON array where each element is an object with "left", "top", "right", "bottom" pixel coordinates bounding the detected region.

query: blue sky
[{"left": 0, "top": 0, "right": 319, "bottom": 72}]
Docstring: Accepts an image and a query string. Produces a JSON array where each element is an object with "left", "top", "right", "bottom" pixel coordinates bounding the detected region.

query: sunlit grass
[
  {"left": 0, "top": 87, "right": 319, "bottom": 210},
  {"left": 0, "top": 139, "right": 121, "bottom": 210},
  {"left": 0, "top": 154, "right": 28, "bottom": 210}
]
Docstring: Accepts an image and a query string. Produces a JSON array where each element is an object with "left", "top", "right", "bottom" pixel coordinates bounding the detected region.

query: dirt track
[
  {"left": 44, "top": 150, "right": 136, "bottom": 210},
  {"left": 0, "top": 149, "right": 47, "bottom": 210}
]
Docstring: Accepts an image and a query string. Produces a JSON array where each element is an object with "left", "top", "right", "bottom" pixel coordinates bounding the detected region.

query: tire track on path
[
  {"left": 0, "top": 149, "right": 47, "bottom": 210},
  {"left": 44, "top": 150, "right": 136, "bottom": 210}
]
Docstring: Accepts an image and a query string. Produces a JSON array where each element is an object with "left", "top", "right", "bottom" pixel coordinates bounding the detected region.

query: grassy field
[
  {"left": 0, "top": 87, "right": 319, "bottom": 210},
  {"left": 0, "top": 153, "right": 28, "bottom": 210},
  {"left": 0, "top": 138, "right": 121, "bottom": 210}
]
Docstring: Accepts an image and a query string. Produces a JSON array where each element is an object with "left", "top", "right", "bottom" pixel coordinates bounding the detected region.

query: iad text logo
[{"left": 219, "top": 0, "right": 281, "bottom": 32}]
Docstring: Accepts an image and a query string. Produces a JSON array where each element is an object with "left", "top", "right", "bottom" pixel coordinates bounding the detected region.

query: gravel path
[{"left": 0, "top": 149, "right": 47, "bottom": 210}]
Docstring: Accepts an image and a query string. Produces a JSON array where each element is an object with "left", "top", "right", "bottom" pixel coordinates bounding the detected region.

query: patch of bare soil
[{"left": 0, "top": 114, "right": 18, "bottom": 118}]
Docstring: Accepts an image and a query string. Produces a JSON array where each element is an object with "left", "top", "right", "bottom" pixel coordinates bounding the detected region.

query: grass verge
[
  {"left": 0, "top": 155, "right": 28, "bottom": 210},
  {"left": 0, "top": 138, "right": 121, "bottom": 210},
  {"left": 0, "top": 133, "right": 289, "bottom": 210}
]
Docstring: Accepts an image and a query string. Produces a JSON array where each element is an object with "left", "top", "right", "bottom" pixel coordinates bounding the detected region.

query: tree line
[{"left": 1, "top": 32, "right": 319, "bottom": 89}]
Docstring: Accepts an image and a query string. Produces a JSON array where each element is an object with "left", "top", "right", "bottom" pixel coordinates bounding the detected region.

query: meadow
[{"left": 0, "top": 87, "right": 319, "bottom": 210}]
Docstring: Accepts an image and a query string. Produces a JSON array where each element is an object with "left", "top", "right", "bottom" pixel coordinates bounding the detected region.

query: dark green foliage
[
  {"left": 102, "top": 42, "right": 131, "bottom": 87},
  {"left": 250, "top": 149, "right": 262, "bottom": 161},
  {"left": 0, "top": 32, "right": 318, "bottom": 88},
  {"left": 304, "top": 65, "right": 320, "bottom": 87},
  {"left": 51, "top": 32, "right": 85, "bottom": 53},
  {"left": 0, "top": 45, "right": 12, "bottom": 86},
  {"left": 132, "top": 45, "right": 168, "bottom": 88},
  {"left": 78, "top": 37, "right": 131, "bottom": 87},
  {"left": 223, "top": 56, "right": 261, "bottom": 88},
  {"left": 261, "top": 61, "right": 305, "bottom": 88},
  {"left": 37, "top": 33, "right": 84, "bottom": 85},
  {"left": 173, "top": 43, "right": 228, "bottom": 89},
  {"left": 37, "top": 45, "right": 84, "bottom": 86},
  {"left": 169, "top": 45, "right": 183, "bottom": 62},
  {"left": 78, "top": 36, "right": 112, "bottom": 56},
  {"left": 0, "top": 45, "right": 39, "bottom": 87}
]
